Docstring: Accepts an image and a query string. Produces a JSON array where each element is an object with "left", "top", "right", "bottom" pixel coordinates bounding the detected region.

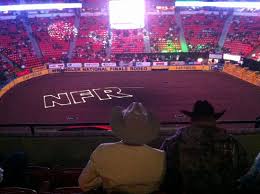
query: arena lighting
[
  {"left": 109, "top": 0, "right": 145, "bottom": 29},
  {"left": 175, "top": 1, "right": 260, "bottom": 9},
  {"left": 197, "top": 58, "right": 203, "bottom": 63},
  {"left": 0, "top": 3, "right": 82, "bottom": 12}
]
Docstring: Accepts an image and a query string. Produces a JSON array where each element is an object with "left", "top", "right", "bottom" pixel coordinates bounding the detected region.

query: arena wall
[
  {"left": 0, "top": 131, "right": 259, "bottom": 167},
  {"left": 223, "top": 63, "right": 260, "bottom": 86}
]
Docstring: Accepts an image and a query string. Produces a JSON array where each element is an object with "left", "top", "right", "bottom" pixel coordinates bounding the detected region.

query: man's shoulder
[
  {"left": 143, "top": 145, "right": 165, "bottom": 156},
  {"left": 161, "top": 128, "right": 185, "bottom": 150},
  {"left": 92, "top": 142, "right": 122, "bottom": 155}
]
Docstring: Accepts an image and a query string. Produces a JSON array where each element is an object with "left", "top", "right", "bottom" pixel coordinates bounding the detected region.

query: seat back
[
  {"left": 25, "top": 166, "right": 51, "bottom": 191},
  {"left": 0, "top": 187, "right": 37, "bottom": 194},
  {"left": 53, "top": 187, "right": 82, "bottom": 194},
  {"left": 51, "top": 168, "right": 82, "bottom": 188}
]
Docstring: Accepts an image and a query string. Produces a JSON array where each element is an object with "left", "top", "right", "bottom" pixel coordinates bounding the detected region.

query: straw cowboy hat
[
  {"left": 181, "top": 100, "right": 226, "bottom": 120},
  {"left": 111, "top": 102, "right": 160, "bottom": 145}
]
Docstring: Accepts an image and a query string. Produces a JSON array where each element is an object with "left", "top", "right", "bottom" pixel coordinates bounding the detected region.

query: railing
[{"left": 0, "top": 120, "right": 258, "bottom": 136}]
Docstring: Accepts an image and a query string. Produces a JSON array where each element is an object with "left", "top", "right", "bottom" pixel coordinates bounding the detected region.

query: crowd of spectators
[
  {"left": 72, "top": 16, "right": 108, "bottom": 63},
  {"left": 111, "top": 29, "right": 145, "bottom": 54},
  {"left": 224, "top": 16, "right": 260, "bottom": 56},
  {"left": 149, "top": 15, "right": 181, "bottom": 53},
  {"left": 114, "top": 52, "right": 208, "bottom": 64},
  {"left": 0, "top": 58, "right": 15, "bottom": 86},
  {"left": 0, "top": 11, "right": 259, "bottom": 82},
  {"left": 30, "top": 16, "right": 73, "bottom": 63},
  {"left": 0, "top": 17, "right": 42, "bottom": 69},
  {"left": 182, "top": 13, "right": 227, "bottom": 53}
]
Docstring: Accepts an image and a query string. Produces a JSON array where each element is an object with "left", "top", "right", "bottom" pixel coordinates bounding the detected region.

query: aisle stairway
[
  {"left": 68, "top": 11, "right": 80, "bottom": 61},
  {"left": 218, "top": 13, "right": 234, "bottom": 50},
  {"left": 22, "top": 15, "right": 43, "bottom": 58},
  {"left": 175, "top": 11, "right": 188, "bottom": 52}
]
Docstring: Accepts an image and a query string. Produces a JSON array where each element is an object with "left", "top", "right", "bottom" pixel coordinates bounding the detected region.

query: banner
[
  {"left": 48, "top": 63, "right": 65, "bottom": 69},
  {"left": 82, "top": 66, "right": 151, "bottom": 72},
  {"left": 65, "top": 67, "right": 82, "bottom": 72},
  {"left": 151, "top": 66, "right": 169, "bottom": 70},
  {"left": 169, "top": 61, "right": 185, "bottom": 66},
  {"left": 32, "top": 65, "right": 47, "bottom": 72},
  {"left": 66, "top": 63, "right": 82, "bottom": 68},
  {"left": 82, "top": 67, "right": 109, "bottom": 72},
  {"left": 153, "top": 61, "right": 168, "bottom": 66},
  {"left": 119, "top": 62, "right": 134, "bottom": 67},
  {"left": 109, "top": 67, "right": 128, "bottom": 71},
  {"left": 223, "top": 54, "right": 241, "bottom": 62},
  {"left": 0, "top": 69, "right": 49, "bottom": 98},
  {"left": 0, "top": 81, "right": 15, "bottom": 98},
  {"left": 16, "top": 69, "right": 31, "bottom": 77},
  {"left": 169, "top": 65, "right": 210, "bottom": 71},
  {"left": 101, "top": 62, "right": 117, "bottom": 67},
  {"left": 128, "top": 66, "right": 151, "bottom": 71},
  {"left": 135, "top": 62, "right": 151, "bottom": 67},
  {"left": 48, "top": 66, "right": 152, "bottom": 73},
  {"left": 83, "top": 63, "right": 100, "bottom": 68},
  {"left": 19, "top": 69, "right": 49, "bottom": 83},
  {"left": 188, "top": 61, "right": 201, "bottom": 65},
  {"left": 209, "top": 53, "right": 223, "bottom": 59}
]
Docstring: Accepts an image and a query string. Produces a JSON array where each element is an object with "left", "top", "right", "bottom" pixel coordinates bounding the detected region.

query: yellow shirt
[{"left": 79, "top": 142, "right": 165, "bottom": 194}]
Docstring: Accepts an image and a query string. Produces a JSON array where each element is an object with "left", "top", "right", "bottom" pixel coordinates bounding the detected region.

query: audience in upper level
[
  {"left": 182, "top": 13, "right": 227, "bottom": 53},
  {"left": 79, "top": 102, "right": 165, "bottom": 194},
  {"left": 224, "top": 16, "right": 260, "bottom": 56},
  {"left": 149, "top": 15, "right": 181, "bottom": 53}
]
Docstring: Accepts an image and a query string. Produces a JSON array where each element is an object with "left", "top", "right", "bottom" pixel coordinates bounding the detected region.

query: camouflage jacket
[{"left": 160, "top": 124, "right": 248, "bottom": 194}]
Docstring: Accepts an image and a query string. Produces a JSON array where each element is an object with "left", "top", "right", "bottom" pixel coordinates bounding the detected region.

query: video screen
[{"left": 109, "top": 0, "right": 145, "bottom": 29}]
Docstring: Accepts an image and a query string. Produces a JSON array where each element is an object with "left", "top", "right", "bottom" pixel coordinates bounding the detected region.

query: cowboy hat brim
[{"left": 181, "top": 110, "right": 226, "bottom": 120}]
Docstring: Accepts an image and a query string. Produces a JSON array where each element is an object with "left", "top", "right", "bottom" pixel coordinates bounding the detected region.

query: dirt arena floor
[{"left": 0, "top": 71, "right": 260, "bottom": 124}]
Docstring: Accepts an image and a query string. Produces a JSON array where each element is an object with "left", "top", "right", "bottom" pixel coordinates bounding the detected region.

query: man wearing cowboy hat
[
  {"left": 79, "top": 102, "right": 165, "bottom": 194},
  {"left": 160, "top": 100, "right": 248, "bottom": 194}
]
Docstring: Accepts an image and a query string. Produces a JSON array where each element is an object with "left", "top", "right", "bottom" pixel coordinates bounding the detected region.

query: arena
[
  {"left": 0, "top": 71, "right": 260, "bottom": 124},
  {"left": 0, "top": 0, "right": 260, "bottom": 194}
]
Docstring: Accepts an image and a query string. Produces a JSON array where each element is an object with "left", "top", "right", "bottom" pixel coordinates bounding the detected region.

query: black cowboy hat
[{"left": 181, "top": 100, "right": 226, "bottom": 120}]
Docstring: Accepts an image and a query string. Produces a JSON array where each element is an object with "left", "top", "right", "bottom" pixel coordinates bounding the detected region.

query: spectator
[
  {"left": 0, "top": 152, "right": 29, "bottom": 187},
  {"left": 0, "top": 168, "right": 3, "bottom": 183},
  {"left": 160, "top": 100, "right": 248, "bottom": 194},
  {"left": 238, "top": 152, "right": 260, "bottom": 194},
  {"left": 79, "top": 102, "right": 165, "bottom": 194}
]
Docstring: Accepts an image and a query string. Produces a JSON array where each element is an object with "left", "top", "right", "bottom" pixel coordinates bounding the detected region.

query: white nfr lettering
[
  {"left": 43, "top": 93, "right": 71, "bottom": 108},
  {"left": 70, "top": 90, "right": 94, "bottom": 104},
  {"left": 93, "top": 87, "right": 133, "bottom": 101}
]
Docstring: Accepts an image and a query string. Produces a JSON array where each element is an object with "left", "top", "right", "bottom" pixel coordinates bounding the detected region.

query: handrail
[
  {"left": 0, "top": 120, "right": 257, "bottom": 136},
  {"left": 0, "top": 120, "right": 257, "bottom": 127}
]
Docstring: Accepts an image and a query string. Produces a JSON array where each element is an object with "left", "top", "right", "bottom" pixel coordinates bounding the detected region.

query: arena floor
[{"left": 0, "top": 71, "right": 260, "bottom": 124}]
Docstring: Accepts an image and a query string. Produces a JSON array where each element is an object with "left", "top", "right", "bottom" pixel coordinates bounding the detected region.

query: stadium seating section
[
  {"left": 111, "top": 29, "right": 145, "bottom": 54},
  {"left": 224, "top": 16, "right": 260, "bottom": 56},
  {"left": 0, "top": 2, "right": 259, "bottom": 83},
  {"left": 182, "top": 13, "right": 227, "bottom": 52},
  {"left": 149, "top": 15, "right": 181, "bottom": 53},
  {"left": 0, "top": 11, "right": 259, "bottom": 72},
  {"left": 30, "top": 16, "right": 74, "bottom": 63},
  {"left": 72, "top": 16, "right": 108, "bottom": 63},
  {"left": 0, "top": 19, "right": 42, "bottom": 69}
]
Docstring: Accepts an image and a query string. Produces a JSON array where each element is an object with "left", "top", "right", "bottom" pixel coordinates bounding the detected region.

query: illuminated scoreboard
[{"left": 109, "top": 0, "right": 145, "bottom": 30}]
